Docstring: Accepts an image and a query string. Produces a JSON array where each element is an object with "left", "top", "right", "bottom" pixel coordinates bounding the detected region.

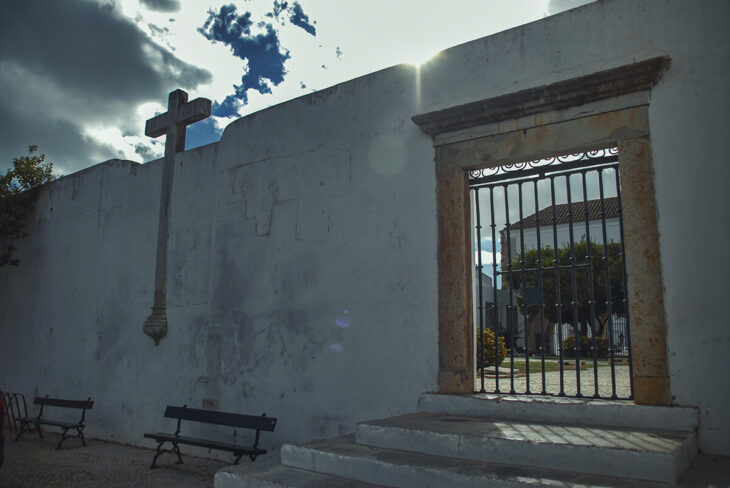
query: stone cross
[{"left": 143, "top": 89, "right": 211, "bottom": 345}]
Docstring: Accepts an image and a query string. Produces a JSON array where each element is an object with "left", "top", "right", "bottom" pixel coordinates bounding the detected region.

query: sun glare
[{"left": 405, "top": 51, "right": 439, "bottom": 67}]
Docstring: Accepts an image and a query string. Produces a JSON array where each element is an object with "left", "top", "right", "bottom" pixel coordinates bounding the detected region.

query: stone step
[
  {"left": 419, "top": 393, "right": 699, "bottom": 432},
  {"left": 355, "top": 412, "right": 697, "bottom": 484},
  {"left": 216, "top": 462, "right": 388, "bottom": 488},
  {"left": 280, "top": 434, "right": 665, "bottom": 487}
]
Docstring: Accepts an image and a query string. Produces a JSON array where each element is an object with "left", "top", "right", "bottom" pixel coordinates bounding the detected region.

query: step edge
[
  {"left": 280, "top": 440, "right": 666, "bottom": 487},
  {"left": 418, "top": 393, "right": 699, "bottom": 432},
  {"left": 354, "top": 423, "right": 694, "bottom": 483}
]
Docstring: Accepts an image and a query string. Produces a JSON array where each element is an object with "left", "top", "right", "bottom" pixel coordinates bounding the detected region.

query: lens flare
[{"left": 335, "top": 309, "right": 351, "bottom": 328}]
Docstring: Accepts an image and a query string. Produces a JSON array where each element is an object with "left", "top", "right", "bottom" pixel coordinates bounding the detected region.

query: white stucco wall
[{"left": 1, "top": 0, "right": 728, "bottom": 456}]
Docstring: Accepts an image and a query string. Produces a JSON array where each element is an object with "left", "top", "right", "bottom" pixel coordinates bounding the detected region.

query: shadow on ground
[{"left": 1, "top": 428, "right": 233, "bottom": 488}]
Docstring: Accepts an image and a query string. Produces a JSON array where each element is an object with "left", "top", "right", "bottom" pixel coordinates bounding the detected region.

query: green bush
[
  {"left": 477, "top": 328, "right": 508, "bottom": 368},
  {"left": 562, "top": 335, "right": 609, "bottom": 358}
]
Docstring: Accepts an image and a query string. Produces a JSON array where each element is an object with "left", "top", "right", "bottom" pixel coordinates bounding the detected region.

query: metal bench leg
[
  {"left": 14, "top": 421, "right": 39, "bottom": 442},
  {"left": 151, "top": 441, "right": 166, "bottom": 469},
  {"left": 173, "top": 442, "right": 183, "bottom": 464},
  {"left": 14, "top": 421, "right": 28, "bottom": 442},
  {"left": 56, "top": 428, "right": 70, "bottom": 450}
]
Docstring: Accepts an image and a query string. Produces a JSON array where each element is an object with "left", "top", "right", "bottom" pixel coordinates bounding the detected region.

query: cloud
[
  {"left": 0, "top": 0, "right": 211, "bottom": 173},
  {"left": 140, "top": 0, "right": 181, "bottom": 13},
  {"left": 199, "top": 4, "right": 291, "bottom": 117},
  {"left": 269, "top": 1, "right": 316, "bottom": 36},
  {"left": 288, "top": 1, "right": 316, "bottom": 36}
]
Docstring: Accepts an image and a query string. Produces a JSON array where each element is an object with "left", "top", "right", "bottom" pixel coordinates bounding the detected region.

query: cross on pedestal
[{"left": 143, "top": 89, "right": 211, "bottom": 345}]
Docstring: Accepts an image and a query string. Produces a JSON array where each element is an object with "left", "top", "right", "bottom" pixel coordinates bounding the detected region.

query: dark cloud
[
  {"left": 0, "top": 0, "right": 211, "bottom": 173},
  {"left": 139, "top": 0, "right": 181, "bottom": 13},
  {"left": 288, "top": 2, "right": 316, "bottom": 36},
  {"left": 134, "top": 143, "right": 157, "bottom": 161},
  {"left": 268, "top": 1, "right": 316, "bottom": 36},
  {"left": 199, "top": 4, "right": 291, "bottom": 117}
]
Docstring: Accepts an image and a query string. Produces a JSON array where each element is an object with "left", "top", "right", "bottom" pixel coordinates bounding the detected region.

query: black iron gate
[{"left": 470, "top": 148, "right": 633, "bottom": 399}]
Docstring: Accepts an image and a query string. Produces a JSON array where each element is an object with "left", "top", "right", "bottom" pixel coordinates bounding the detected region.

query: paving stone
[{"left": 0, "top": 428, "right": 227, "bottom": 487}]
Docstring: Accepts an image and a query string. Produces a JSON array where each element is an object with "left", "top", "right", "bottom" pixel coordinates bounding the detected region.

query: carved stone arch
[{"left": 413, "top": 57, "right": 671, "bottom": 405}]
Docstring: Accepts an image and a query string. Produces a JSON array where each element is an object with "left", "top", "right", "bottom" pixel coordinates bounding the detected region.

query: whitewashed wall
[{"left": 1, "top": 0, "right": 728, "bottom": 456}]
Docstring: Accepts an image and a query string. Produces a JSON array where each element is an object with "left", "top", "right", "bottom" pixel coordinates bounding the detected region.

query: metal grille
[{"left": 470, "top": 148, "right": 633, "bottom": 399}]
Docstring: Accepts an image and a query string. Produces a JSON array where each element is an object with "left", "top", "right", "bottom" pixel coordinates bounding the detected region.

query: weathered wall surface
[{"left": 1, "top": 0, "right": 728, "bottom": 456}]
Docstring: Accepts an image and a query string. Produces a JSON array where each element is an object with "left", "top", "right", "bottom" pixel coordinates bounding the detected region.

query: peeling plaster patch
[{"left": 225, "top": 145, "right": 351, "bottom": 240}]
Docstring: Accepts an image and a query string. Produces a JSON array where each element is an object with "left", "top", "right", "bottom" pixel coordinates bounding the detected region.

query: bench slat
[
  {"left": 34, "top": 397, "right": 93, "bottom": 409},
  {"left": 143, "top": 432, "right": 265, "bottom": 454},
  {"left": 18, "top": 417, "right": 80, "bottom": 428},
  {"left": 163, "top": 406, "right": 276, "bottom": 431}
]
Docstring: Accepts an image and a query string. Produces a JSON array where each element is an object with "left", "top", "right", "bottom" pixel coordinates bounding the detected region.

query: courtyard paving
[
  {"left": 0, "top": 428, "right": 259, "bottom": 488},
  {"left": 476, "top": 363, "right": 633, "bottom": 398}
]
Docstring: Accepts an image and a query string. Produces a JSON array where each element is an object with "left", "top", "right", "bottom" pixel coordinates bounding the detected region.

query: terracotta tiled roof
[{"left": 509, "top": 197, "right": 619, "bottom": 230}]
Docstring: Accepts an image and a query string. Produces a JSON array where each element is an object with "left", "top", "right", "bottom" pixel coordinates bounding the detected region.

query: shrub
[
  {"left": 562, "top": 335, "right": 609, "bottom": 358},
  {"left": 477, "top": 328, "right": 508, "bottom": 368}
]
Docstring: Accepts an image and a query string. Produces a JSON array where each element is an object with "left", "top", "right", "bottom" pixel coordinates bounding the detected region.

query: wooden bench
[
  {"left": 15, "top": 395, "right": 94, "bottom": 450},
  {"left": 143, "top": 405, "right": 277, "bottom": 469}
]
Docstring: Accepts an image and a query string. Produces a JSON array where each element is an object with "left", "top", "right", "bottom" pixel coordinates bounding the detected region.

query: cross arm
[{"left": 145, "top": 97, "right": 212, "bottom": 138}]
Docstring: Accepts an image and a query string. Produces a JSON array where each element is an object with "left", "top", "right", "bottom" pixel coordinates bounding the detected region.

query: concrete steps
[
  {"left": 280, "top": 434, "right": 664, "bottom": 487},
  {"left": 216, "top": 394, "right": 699, "bottom": 487},
  {"left": 355, "top": 413, "right": 695, "bottom": 484},
  {"left": 216, "top": 459, "right": 389, "bottom": 488}
]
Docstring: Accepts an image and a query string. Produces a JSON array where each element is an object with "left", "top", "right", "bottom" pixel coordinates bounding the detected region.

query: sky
[{"left": 0, "top": 0, "right": 592, "bottom": 175}]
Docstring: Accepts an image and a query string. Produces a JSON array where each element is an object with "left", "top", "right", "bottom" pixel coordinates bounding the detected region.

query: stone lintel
[
  {"left": 435, "top": 106, "right": 649, "bottom": 172},
  {"left": 412, "top": 57, "right": 669, "bottom": 138}
]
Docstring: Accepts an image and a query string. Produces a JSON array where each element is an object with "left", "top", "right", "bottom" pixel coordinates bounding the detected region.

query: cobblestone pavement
[
  {"left": 476, "top": 364, "right": 632, "bottom": 398},
  {"left": 0, "top": 429, "right": 225, "bottom": 488}
]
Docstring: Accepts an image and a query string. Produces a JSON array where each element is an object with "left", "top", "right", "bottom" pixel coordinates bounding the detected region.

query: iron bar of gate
[
  {"left": 517, "top": 183, "right": 531, "bottom": 393},
  {"left": 615, "top": 170, "right": 635, "bottom": 399},
  {"left": 474, "top": 188, "right": 486, "bottom": 392},
  {"left": 599, "top": 169, "right": 619, "bottom": 398},
  {"left": 565, "top": 175, "right": 583, "bottom": 397},
  {"left": 504, "top": 184, "right": 516, "bottom": 394},
  {"left": 506, "top": 263, "right": 589, "bottom": 273},
  {"left": 533, "top": 180, "right": 547, "bottom": 394},
  {"left": 469, "top": 150, "right": 632, "bottom": 399},
  {"left": 550, "top": 176, "right": 566, "bottom": 396},
  {"left": 581, "top": 170, "right": 601, "bottom": 398},
  {"left": 489, "top": 186, "right": 500, "bottom": 392}
]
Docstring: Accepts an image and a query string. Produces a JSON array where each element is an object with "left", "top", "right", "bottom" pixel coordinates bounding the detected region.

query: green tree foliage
[
  {"left": 505, "top": 239, "right": 625, "bottom": 337},
  {"left": 1, "top": 146, "right": 56, "bottom": 266},
  {"left": 477, "top": 328, "right": 508, "bottom": 368},
  {"left": 563, "top": 335, "right": 609, "bottom": 358}
]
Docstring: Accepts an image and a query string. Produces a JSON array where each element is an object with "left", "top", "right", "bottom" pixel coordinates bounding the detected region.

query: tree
[
  {"left": 505, "top": 239, "right": 625, "bottom": 337},
  {"left": 1, "top": 146, "right": 57, "bottom": 266}
]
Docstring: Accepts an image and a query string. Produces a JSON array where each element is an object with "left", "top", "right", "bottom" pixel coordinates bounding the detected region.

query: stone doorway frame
[{"left": 412, "top": 57, "right": 672, "bottom": 405}]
